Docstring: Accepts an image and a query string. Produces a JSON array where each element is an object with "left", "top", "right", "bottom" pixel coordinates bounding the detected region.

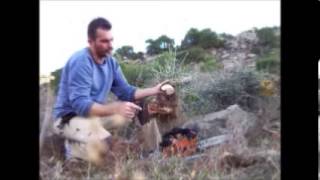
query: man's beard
[{"left": 97, "top": 48, "right": 112, "bottom": 58}]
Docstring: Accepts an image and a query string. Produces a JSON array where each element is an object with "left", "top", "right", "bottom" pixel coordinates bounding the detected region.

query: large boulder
[
  {"left": 182, "top": 105, "right": 257, "bottom": 150},
  {"left": 237, "top": 30, "right": 258, "bottom": 44}
]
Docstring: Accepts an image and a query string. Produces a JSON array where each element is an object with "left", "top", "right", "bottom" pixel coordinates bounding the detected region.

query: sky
[{"left": 40, "top": 0, "right": 280, "bottom": 75}]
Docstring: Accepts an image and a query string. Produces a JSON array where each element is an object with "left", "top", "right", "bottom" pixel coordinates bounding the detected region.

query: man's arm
[
  {"left": 111, "top": 61, "right": 137, "bottom": 102},
  {"left": 111, "top": 58, "right": 170, "bottom": 101},
  {"left": 68, "top": 59, "right": 141, "bottom": 118},
  {"left": 88, "top": 103, "right": 114, "bottom": 117},
  {"left": 68, "top": 60, "right": 94, "bottom": 116},
  {"left": 89, "top": 101, "right": 141, "bottom": 118},
  {"left": 133, "top": 80, "right": 170, "bottom": 100}
]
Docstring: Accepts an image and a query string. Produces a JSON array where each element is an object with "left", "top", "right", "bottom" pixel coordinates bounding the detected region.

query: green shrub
[
  {"left": 252, "top": 26, "right": 280, "bottom": 56},
  {"left": 150, "top": 50, "right": 189, "bottom": 87},
  {"left": 256, "top": 59, "right": 280, "bottom": 74},
  {"left": 119, "top": 62, "right": 153, "bottom": 87},
  {"left": 256, "top": 48, "right": 280, "bottom": 74},
  {"left": 200, "top": 57, "right": 218, "bottom": 72},
  {"left": 255, "top": 27, "right": 280, "bottom": 48},
  {"left": 177, "top": 46, "right": 215, "bottom": 65},
  {"left": 182, "top": 69, "right": 262, "bottom": 116}
]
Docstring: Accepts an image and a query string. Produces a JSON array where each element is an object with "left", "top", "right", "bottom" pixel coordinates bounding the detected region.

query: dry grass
[
  {"left": 40, "top": 105, "right": 280, "bottom": 180},
  {"left": 40, "top": 134, "right": 280, "bottom": 180},
  {"left": 40, "top": 65, "right": 280, "bottom": 179}
]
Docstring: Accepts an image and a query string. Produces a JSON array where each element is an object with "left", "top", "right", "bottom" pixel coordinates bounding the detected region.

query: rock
[
  {"left": 221, "top": 53, "right": 230, "bottom": 59},
  {"left": 226, "top": 39, "right": 239, "bottom": 50},
  {"left": 224, "top": 105, "right": 258, "bottom": 152},
  {"left": 238, "top": 53, "right": 247, "bottom": 60},
  {"left": 240, "top": 44, "right": 247, "bottom": 49},
  {"left": 210, "top": 49, "right": 217, "bottom": 56},
  {"left": 237, "top": 30, "right": 258, "bottom": 44},
  {"left": 214, "top": 29, "right": 263, "bottom": 72},
  {"left": 182, "top": 105, "right": 257, "bottom": 146},
  {"left": 247, "top": 53, "right": 256, "bottom": 58}
]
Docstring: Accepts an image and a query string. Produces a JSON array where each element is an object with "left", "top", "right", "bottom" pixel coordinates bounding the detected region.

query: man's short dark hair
[{"left": 88, "top": 17, "right": 112, "bottom": 40}]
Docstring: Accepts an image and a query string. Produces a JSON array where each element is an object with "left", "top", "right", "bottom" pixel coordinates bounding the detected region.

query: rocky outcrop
[
  {"left": 214, "top": 30, "right": 260, "bottom": 72},
  {"left": 182, "top": 104, "right": 257, "bottom": 151}
]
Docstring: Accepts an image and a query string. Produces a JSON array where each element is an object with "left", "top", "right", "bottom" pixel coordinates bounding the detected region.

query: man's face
[{"left": 90, "top": 28, "right": 114, "bottom": 58}]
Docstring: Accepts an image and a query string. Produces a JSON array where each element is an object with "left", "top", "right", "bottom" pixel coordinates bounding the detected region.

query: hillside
[{"left": 40, "top": 26, "right": 280, "bottom": 180}]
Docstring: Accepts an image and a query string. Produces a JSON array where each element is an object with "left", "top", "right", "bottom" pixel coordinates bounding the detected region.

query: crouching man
[{"left": 52, "top": 17, "right": 168, "bottom": 165}]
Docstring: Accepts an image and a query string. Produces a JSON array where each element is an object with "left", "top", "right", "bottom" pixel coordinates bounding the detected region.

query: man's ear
[{"left": 88, "top": 38, "right": 95, "bottom": 45}]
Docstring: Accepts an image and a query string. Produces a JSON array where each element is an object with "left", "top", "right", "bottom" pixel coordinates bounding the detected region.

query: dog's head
[
  {"left": 149, "top": 83, "right": 178, "bottom": 120},
  {"left": 136, "top": 82, "right": 180, "bottom": 125}
]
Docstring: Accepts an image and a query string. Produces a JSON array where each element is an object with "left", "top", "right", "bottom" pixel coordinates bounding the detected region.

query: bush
[
  {"left": 256, "top": 59, "right": 280, "bottom": 74},
  {"left": 182, "top": 69, "right": 263, "bottom": 116},
  {"left": 200, "top": 57, "right": 218, "bottom": 72},
  {"left": 150, "top": 50, "right": 189, "bottom": 87},
  {"left": 184, "top": 47, "right": 207, "bottom": 64},
  {"left": 256, "top": 49, "right": 280, "bottom": 74},
  {"left": 119, "top": 62, "right": 153, "bottom": 87},
  {"left": 255, "top": 27, "right": 280, "bottom": 48},
  {"left": 253, "top": 26, "right": 280, "bottom": 56},
  {"left": 178, "top": 46, "right": 215, "bottom": 65}
]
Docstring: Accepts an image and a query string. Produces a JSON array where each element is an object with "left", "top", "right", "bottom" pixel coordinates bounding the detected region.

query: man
[{"left": 52, "top": 17, "right": 167, "bottom": 162}]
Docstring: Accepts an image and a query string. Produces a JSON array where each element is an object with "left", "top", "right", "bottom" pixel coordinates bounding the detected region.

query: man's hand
[
  {"left": 133, "top": 80, "right": 170, "bottom": 100},
  {"left": 89, "top": 101, "right": 141, "bottom": 119},
  {"left": 153, "top": 80, "right": 170, "bottom": 94},
  {"left": 110, "top": 101, "right": 142, "bottom": 119}
]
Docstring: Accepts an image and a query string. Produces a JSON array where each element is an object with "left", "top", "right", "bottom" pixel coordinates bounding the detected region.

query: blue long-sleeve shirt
[{"left": 53, "top": 47, "right": 137, "bottom": 120}]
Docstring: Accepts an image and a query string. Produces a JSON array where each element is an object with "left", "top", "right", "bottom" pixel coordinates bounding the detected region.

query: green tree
[
  {"left": 115, "top": 45, "right": 137, "bottom": 60},
  {"left": 145, "top": 39, "right": 158, "bottom": 55},
  {"left": 181, "top": 28, "right": 200, "bottom": 49},
  {"left": 136, "top": 51, "right": 145, "bottom": 61},
  {"left": 219, "top": 33, "right": 234, "bottom": 40},
  {"left": 199, "top": 28, "right": 219, "bottom": 49},
  {"left": 181, "top": 28, "right": 224, "bottom": 49},
  {"left": 146, "top": 35, "right": 175, "bottom": 55},
  {"left": 253, "top": 26, "right": 280, "bottom": 55},
  {"left": 255, "top": 27, "right": 279, "bottom": 48}
]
